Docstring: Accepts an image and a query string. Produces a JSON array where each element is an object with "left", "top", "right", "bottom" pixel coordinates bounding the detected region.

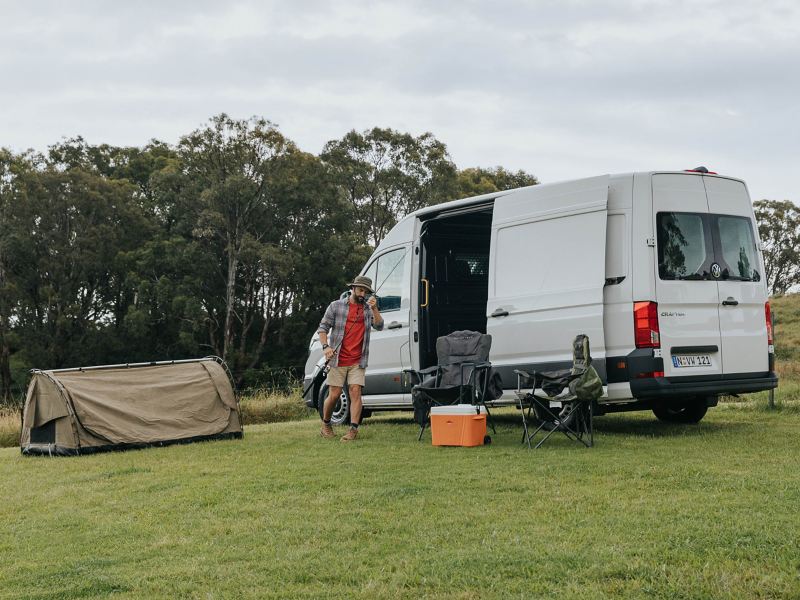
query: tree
[
  {"left": 0, "top": 149, "right": 30, "bottom": 403},
  {"left": 753, "top": 200, "right": 800, "bottom": 295},
  {"left": 177, "top": 114, "right": 295, "bottom": 361},
  {"left": 455, "top": 166, "right": 538, "bottom": 198},
  {"left": 321, "top": 128, "right": 458, "bottom": 246}
]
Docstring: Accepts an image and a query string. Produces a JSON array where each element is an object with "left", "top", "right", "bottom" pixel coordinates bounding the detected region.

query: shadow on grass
[
  {"left": 592, "top": 415, "right": 749, "bottom": 437},
  {"left": 367, "top": 409, "right": 750, "bottom": 439}
]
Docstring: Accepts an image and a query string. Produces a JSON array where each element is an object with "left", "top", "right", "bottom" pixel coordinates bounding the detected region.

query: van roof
[
  {"left": 408, "top": 170, "right": 744, "bottom": 220},
  {"left": 375, "top": 170, "right": 746, "bottom": 252}
]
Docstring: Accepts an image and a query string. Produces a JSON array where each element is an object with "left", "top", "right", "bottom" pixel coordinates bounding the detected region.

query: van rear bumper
[{"left": 630, "top": 372, "right": 778, "bottom": 400}]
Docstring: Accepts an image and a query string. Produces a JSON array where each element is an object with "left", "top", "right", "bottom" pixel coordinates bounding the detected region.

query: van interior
[{"left": 419, "top": 206, "right": 494, "bottom": 368}]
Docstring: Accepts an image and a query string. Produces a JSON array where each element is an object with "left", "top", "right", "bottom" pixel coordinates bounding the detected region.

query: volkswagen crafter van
[{"left": 303, "top": 169, "right": 777, "bottom": 425}]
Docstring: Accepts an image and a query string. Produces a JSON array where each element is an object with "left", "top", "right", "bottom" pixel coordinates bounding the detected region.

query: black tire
[
  {"left": 317, "top": 384, "right": 350, "bottom": 425},
  {"left": 652, "top": 398, "right": 709, "bottom": 424}
]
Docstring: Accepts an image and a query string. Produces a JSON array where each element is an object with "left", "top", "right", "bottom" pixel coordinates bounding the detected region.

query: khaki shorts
[{"left": 326, "top": 365, "right": 366, "bottom": 388}]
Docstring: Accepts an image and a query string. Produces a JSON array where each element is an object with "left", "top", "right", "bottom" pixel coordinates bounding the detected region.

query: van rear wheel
[
  {"left": 652, "top": 398, "right": 708, "bottom": 424},
  {"left": 317, "top": 384, "right": 351, "bottom": 425}
]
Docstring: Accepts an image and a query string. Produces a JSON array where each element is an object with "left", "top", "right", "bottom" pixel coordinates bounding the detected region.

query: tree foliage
[
  {"left": 0, "top": 115, "right": 543, "bottom": 402},
  {"left": 455, "top": 166, "right": 539, "bottom": 198},
  {"left": 321, "top": 127, "right": 458, "bottom": 246},
  {"left": 753, "top": 199, "right": 800, "bottom": 295}
]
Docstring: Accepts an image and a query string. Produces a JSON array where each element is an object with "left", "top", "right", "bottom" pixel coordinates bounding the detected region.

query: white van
[{"left": 303, "top": 169, "right": 777, "bottom": 424}]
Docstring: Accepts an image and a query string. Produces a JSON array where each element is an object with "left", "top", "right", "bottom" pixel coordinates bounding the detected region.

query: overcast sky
[{"left": 2, "top": 0, "right": 798, "bottom": 201}]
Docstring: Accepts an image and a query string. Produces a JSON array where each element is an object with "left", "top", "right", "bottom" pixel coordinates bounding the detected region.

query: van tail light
[
  {"left": 634, "top": 301, "right": 661, "bottom": 348},
  {"left": 765, "top": 301, "right": 774, "bottom": 347},
  {"left": 635, "top": 370, "right": 664, "bottom": 379}
]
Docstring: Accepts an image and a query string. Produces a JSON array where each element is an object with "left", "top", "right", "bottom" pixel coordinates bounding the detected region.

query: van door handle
[
  {"left": 490, "top": 309, "right": 509, "bottom": 318},
  {"left": 387, "top": 321, "right": 402, "bottom": 329},
  {"left": 722, "top": 297, "right": 739, "bottom": 306}
]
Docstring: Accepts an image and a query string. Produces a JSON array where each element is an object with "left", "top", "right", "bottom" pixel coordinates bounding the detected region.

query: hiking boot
[
  {"left": 320, "top": 423, "right": 335, "bottom": 438},
  {"left": 340, "top": 427, "right": 358, "bottom": 442}
]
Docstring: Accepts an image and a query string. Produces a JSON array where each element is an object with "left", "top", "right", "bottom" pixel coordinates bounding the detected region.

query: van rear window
[
  {"left": 657, "top": 212, "right": 760, "bottom": 282},
  {"left": 657, "top": 213, "right": 710, "bottom": 280}
]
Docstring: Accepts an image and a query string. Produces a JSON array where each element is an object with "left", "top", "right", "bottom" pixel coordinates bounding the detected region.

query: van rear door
[
  {"left": 653, "top": 174, "right": 724, "bottom": 378},
  {"left": 703, "top": 177, "right": 768, "bottom": 375},
  {"left": 487, "top": 176, "right": 608, "bottom": 378}
]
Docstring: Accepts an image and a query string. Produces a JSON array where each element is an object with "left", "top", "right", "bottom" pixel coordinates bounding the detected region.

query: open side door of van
[{"left": 487, "top": 175, "right": 609, "bottom": 386}]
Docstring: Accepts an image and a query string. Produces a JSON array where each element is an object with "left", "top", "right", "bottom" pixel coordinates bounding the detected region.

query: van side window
[
  {"left": 716, "top": 216, "right": 760, "bottom": 281},
  {"left": 657, "top": 213, "right": 712, "bottom": 280},
  {"left": 372, "top": 248, "right": 406, "bottom": 312}
]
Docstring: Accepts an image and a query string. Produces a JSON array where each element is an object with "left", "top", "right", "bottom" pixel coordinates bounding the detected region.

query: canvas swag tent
[{"left": 21, "top": 357, "right": 242, "bottom": 456}]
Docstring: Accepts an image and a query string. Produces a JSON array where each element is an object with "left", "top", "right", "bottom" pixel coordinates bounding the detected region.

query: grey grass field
[{"left": 1, "top": 401, "right": 799, "bottom": 599}]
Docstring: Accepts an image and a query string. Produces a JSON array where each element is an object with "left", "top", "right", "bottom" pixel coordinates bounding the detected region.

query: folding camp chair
[
  {"left": 514, "top": 334, "right": 602, "bottom": 449},
  {"left": 404, "top": 330, "right": 502, "bottom": 441}
]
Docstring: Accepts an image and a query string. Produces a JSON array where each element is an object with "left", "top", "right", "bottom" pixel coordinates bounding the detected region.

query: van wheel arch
[{"left": 652, "top": 397, "right": 709, "bottom": 424}]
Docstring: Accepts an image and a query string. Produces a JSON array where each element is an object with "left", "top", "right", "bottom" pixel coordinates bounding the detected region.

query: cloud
[{"left": 1, "top": 0, "right": 798, "bottom": 199}]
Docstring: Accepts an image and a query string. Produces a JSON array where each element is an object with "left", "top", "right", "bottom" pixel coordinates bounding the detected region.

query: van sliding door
[{"left": 487, "top": 175, "right": 609, "bottom": 383}]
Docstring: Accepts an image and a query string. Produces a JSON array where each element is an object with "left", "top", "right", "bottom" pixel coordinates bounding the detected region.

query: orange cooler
[{"left": 430, "top": 405, "right": 487, "bottom": 447}]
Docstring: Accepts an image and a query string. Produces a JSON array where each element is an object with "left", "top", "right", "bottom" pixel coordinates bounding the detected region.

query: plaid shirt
[{"left": 317, "top": 298, "right": 384, "bottom": 369}]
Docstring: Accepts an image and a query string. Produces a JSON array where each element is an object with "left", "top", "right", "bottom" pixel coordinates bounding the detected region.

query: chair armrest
[
  {"left": 403, "top": 366, "right": 440, "bottom": 388},
  {"left": 514, "top": 369, "right": 537, "bottom": 392}
]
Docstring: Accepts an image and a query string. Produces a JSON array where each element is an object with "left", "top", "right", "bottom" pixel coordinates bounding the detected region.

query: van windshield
[{"left": 657, "top": 212, "right": 760, "bottom": 282}]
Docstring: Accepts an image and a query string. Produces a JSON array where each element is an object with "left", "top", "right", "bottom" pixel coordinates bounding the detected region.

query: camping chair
[
  {"left": 404, "top": 330, "right": 502, "bottom": 441},
  {"left": 514, "top": 334, "right": 602, "bottom": 449}
]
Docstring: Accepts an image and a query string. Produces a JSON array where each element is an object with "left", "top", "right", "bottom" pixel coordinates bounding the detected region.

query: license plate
[{"left": 672, "top": 354, "right": 713, "bottom": 368}]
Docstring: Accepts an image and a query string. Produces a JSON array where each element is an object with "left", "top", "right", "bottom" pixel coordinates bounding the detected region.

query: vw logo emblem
[{"left": 711, "top": 263, "right": 721, "bottom": 278}]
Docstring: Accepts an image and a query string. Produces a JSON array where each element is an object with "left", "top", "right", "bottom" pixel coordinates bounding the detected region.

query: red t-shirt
[{"left": 337, "top": 302, "right": 366, "bottom": 366}]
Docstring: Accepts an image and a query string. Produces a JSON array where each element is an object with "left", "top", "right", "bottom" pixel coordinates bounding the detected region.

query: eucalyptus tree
[
  {"left": 176, "top": 114, "right": 296, "bottom": 361},
  {"left": 455, "top": 166, "right": 539, "bottom": 198},
  {"left": 321, "top": 127, "right": 458, "bottom": 247},
  {"left": 754, "top": 199, "right": 800, "bottom": 295}
]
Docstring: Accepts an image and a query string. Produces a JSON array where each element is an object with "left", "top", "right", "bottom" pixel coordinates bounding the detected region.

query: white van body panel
[
  {"left": 652, "top": 173, "right": 724, "bottom": 378},
  {"left": 303, "top": 170, "right": 776, "bottom": 420},
  {"left": 703, "top": 176, "right": 768, "bottom": 374},
  {"left": 487, "top": 175, "right": 608, "bottom": 370},
  {"left": 360, "top": 242, "right": 413, "bottom": 404}
]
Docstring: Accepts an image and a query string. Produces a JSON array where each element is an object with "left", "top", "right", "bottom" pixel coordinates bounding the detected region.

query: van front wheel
[
  {"left": 652, "top": 398, "right": 708, "bottom": 424},
  {"left": 317, "top": 384, "right": 351, "bottom": 425}
]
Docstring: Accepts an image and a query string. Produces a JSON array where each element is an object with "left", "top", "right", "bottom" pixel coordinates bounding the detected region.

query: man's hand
[
  {"left": 323, "top": 346, "right": 335, "bottom": 361},
  {"left": 367, "top": 296, "right": 378, "bottom": 310}
]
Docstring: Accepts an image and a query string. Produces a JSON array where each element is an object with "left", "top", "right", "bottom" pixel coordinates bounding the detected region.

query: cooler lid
[{"left": 430, "top": 404, "right": 487, "bottom": 415}]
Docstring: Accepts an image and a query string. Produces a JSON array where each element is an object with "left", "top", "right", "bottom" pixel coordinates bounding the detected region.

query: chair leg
[
  {"left": 417, "top": 408, "right": 431, "bottom": 441},
  {"left": 483, "top": 403, "right": 497, "bottom": 434},
  {"left": 524, "top": 398, "right": 595, "bottom": 449},
  {"left": 519, "top": 397, "right": 529, "bottom": 446}
]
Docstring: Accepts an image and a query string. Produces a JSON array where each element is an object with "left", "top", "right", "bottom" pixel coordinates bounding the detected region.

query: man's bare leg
[
  {"left": 323, "top": 386, "right": 343, "bottom": 422},
  {"left": 348, "top": 384, "right": 363, "bottom": 425}
]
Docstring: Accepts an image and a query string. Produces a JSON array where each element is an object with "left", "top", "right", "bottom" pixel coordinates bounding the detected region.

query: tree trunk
[
  {"left": 222, "top": 236, "right": 238, "bottom": 361},
  {"left": 0, "top": 332, "right": 11, "bottom": 404}
]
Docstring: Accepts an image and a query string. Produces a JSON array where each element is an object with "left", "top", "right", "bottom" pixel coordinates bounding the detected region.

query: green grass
[{"left": 1, "top": 406, "right": 799, "bottom": 599}]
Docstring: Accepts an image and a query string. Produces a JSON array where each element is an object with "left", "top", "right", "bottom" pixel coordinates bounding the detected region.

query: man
[{"left": 317, "top": 275, "right": 384, "bottom": 441}]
